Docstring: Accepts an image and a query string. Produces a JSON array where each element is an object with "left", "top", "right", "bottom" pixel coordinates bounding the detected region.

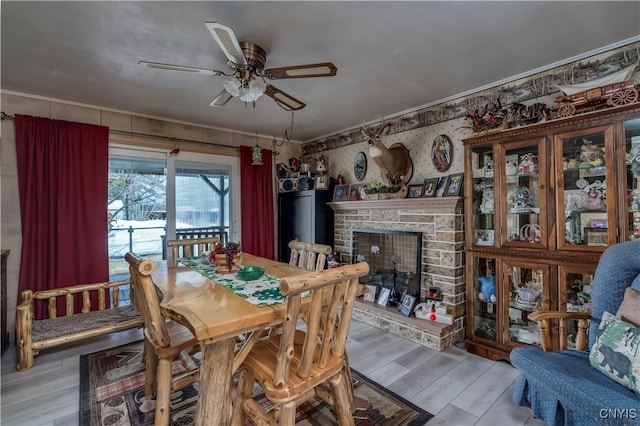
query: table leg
[{"left": 195, "top": 338, "right": 235, "bottom": 425}]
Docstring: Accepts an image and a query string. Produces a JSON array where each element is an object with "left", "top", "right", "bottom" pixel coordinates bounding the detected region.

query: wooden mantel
[{"left": 328, "top": 196, "right": 463, "bottom": 211}]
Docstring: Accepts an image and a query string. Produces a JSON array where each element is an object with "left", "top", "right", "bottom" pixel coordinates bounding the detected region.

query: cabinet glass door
[
  {"left": 559, "top": 265, "right": 595, "bottom": 350},
  {"left": 504, "top": 261, "right": 550, "bottom": 348},
  {"left": 471, "top": 256, "right": 498, "bottom": 343},
  {"left": 555, "top": 125, "right": 615, "bottom": 250},
  {"left": 625, "top": 118, "right": 640, "bottom": 240},
  {"left": 500, "top": 138, "right": 547, "bottom": 248},
  {"left": 470, "top": 147, "right": 495, "bottom": 246}
]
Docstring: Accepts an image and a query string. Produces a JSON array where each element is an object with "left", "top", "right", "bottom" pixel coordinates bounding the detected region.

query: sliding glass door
[{"left": 108, "top": 146, "right": 240, "bottom": 277}]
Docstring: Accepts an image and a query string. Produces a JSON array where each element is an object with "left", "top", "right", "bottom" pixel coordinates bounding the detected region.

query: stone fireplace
[{"left": 329, "top": 197, "right": 465, "bottom": 350}]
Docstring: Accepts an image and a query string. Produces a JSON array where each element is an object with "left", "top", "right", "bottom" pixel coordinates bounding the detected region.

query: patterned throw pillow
[{"left": 589, "top": 311, "right": 640, "bottom": 395}]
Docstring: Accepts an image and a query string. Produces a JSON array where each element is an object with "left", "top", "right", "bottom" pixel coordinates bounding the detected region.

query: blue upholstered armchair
[{"left": 511, "top": 240, "right": 640, "bottom": 426}]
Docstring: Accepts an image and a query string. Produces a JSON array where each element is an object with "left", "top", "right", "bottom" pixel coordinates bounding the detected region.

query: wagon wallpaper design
[{"left": 303, "top": 42, "right": 640, "bottom": 156}]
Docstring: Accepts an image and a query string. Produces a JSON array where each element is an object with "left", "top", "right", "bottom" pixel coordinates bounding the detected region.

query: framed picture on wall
[{"left": 431, "top": 134, "right": 453, "bottom": 172}]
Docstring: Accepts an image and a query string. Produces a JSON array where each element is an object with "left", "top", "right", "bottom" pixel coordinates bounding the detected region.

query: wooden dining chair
[
  {"left": 125, "top": 252, "right": 201, "bottom": 426},
  {"left": 288, "top": 239, "right": 332, "bottom": 272},
  {"left": 231, "top": 262, "right": 370, "bottom": 426},
  {"left": 287, "top": 239, "right": 357, "bottom": 407},
  {"left": 166, "top": 236, "right": 219, "bottom": 267}
]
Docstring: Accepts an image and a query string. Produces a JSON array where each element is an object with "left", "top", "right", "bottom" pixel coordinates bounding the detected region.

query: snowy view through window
[{"left": 108, "top": 219, "right": 192, "bottom": 257}]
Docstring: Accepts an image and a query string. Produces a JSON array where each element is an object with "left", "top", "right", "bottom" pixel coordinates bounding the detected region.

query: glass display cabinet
[
  {"left": 469, "top": 256, "right": 498, "bottom": 345},
  {"left": 463, "top": 104, "right": 640, "bottom": 361},
  {"left": 625, "top": 118, "right": 640, "bottom": 241},
  {"left": 504, "top": 260, "right": 550, "bottom": 348},
  {"left": 554, "top": 125, "right": 616, "bottom": 251},
  {"left": 558, "top": 265, "right": 596, "bottom": 350},
  {"left": 470, "top": 146, "right": 495, "bottom": 246},
  {"left": 499, "top": 137, "right": 548, "bottom": 248}
]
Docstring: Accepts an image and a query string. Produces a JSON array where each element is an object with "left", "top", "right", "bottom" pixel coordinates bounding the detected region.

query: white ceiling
[{"left": 2, "top": 1, "right": 639, "bottom": 142}]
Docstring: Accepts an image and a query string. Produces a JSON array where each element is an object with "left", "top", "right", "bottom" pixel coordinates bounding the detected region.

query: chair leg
[
  {"left": 343, "top": 352, "right": 355, "bottom": 413},
  {"left": 231, "top": 370, "right": 254, "bottom": 426},
  {"left": 278, "top": 401, "right": 297, "bottom": 426},
  {"left": 144, "top": 341, "right": 158, "bottom": 399},
  {"left": 154, "top": 357, "right": 173, "bottom": 426},
  {"left": 329, "top": 370, "right": 355, "bottom": 426}
]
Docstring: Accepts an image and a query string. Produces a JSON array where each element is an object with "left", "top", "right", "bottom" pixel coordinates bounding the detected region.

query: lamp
[
  {"left": 252, "top": 130, "right": 263, "bottom": 166},
  {"left": 224, "top": 75, "right": 266, "bottom": 103}
]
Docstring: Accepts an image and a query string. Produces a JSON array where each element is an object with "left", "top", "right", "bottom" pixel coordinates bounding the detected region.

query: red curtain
[
  {"left": 15, "top": 115, "right": 110, "bottom": 319},
  {"left": 240, "top": 146, "right": 275, "bottom": 259}
]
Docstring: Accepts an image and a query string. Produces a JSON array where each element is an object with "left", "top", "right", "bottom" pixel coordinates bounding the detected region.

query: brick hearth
[{"left": 329, "top": 197, "right": 465, "bottom": 350}]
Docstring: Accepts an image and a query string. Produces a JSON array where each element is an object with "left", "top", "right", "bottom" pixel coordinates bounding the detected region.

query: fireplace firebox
[{"left": 351, "top": 229, "right": 421, "bottom": 304}]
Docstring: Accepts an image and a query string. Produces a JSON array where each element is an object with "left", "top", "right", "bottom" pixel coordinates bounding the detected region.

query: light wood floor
[{"left": 1, "top": 321, "right": 546, "bottom": 425}]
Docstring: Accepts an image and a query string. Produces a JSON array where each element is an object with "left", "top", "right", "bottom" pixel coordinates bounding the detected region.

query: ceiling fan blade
[
  {"left": 264, "top": 84, "right": 306, "bottom": 111},
  {"left": 138, "top": 61, "right": 224, "bottom": 76},
  {"left": 209, "top": 89, "right": 234, "bottom": 107},
  {"left": 205, "top": 22, "right": 247, "bottom": 66},
  {"left": 264, "top": 62, "right": 337, "bottom": 79}
]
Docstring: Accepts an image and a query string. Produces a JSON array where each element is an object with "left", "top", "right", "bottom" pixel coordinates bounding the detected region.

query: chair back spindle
[
  {"left": 288, "top": 240, "right": 332, "bottom": 272},
  {"left": 166, "top": 237, "right": 220, "bottom": 267}
]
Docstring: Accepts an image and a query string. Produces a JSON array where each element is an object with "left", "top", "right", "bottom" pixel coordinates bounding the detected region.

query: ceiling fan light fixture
[
  {"left": 223, "top": 78, "right": 241, "bottom": 96},
  {"left": 239, "top": 88, "right": 257, "bottom": 102},
  {"left": 148, "top": 22, "right": 337, "bottom": 111},
  {"left": 248, "top": 79, "right": 266, "bottom": 96}
]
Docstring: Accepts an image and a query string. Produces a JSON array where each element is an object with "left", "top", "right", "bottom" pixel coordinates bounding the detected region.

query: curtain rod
[
  {"left": 109, "top": 129, "right": 240, "bottom": 151},
  {"left": 0, "top": 112, "right": 241, "bottom": 150}
]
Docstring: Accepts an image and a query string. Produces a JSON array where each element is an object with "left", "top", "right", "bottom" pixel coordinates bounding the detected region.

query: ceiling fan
[{"left": 139, "top": 22, "right": 337, "bottom": 111}]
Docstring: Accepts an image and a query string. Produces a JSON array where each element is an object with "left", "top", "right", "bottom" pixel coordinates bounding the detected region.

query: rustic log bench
[{"left": 15, "top": 279, "right": 143, "bottom": 370}]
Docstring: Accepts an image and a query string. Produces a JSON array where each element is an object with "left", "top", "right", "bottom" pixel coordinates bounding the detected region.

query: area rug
[{"left": 80, "top": 341, "right": 433, "bottom": 425}]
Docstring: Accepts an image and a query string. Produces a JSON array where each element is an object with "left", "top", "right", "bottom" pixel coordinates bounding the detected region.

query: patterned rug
[{"left": 80, "top": 341, "right": 433, "bottom": 425}]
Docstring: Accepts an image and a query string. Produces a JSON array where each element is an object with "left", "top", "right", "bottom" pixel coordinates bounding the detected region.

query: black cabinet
[{"left": 278, "top": 190, "right": 334, "bottom": 262}]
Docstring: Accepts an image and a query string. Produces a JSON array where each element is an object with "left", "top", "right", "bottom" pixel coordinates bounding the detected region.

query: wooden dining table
[{"left": 151, "top": 253, "right": 310, "bottom": 425}]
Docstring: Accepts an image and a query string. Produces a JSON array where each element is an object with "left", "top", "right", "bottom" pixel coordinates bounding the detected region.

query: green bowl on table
[{"left": 237, "top": 266, "right": 266, "bottom": 281}]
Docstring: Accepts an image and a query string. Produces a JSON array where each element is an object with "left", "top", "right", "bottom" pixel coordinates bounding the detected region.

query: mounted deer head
[{"left": 360, "top": 121, "right": 413, "bottom": 185}]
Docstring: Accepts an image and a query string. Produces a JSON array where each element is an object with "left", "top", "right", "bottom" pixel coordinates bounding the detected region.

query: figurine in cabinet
[
  {"left": 580, "top": 139, "right": 605, "bottom": 167},
  {"left": 630, "top": 190, "right": 640, "bottom": 211},
  {"left": 480, "top": 186, "right": 494, "bottom": 213},
  {"left": 513, "top": 187, "right": 532, "bottom": 209},
  {"left": 478, "top": 276, "right": 497, "bottom": 303},
  {"left": 518, "top": 153, "right": 538, "bottom": 174}
]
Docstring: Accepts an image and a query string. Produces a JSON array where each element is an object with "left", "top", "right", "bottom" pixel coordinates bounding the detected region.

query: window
[{"left": 108, "top": 146, "right": 240, "bottom": 278}]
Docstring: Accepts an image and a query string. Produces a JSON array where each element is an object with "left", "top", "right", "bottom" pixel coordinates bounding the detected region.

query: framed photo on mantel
[{"left": 333, "top": 184, "right": 349, "bottom": 202}]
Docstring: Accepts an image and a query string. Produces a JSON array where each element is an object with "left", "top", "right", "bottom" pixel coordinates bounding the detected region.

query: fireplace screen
[{"left": 351, "top": 229, "right": 421, "bottom": 302}]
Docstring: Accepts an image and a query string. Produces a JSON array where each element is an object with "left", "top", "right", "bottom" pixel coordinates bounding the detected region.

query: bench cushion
[
  {"left": 32, "top": 305, "right": 141, "bottom": 342},
  {"left": 511, "top": 347, "right": 640, "bottom": 426}
]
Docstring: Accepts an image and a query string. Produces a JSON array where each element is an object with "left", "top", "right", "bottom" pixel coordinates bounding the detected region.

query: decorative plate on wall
[
  {"left": 431, "top": 134, "right": 453, "bottom": 172},
  {"left": 354, "top": 151, "right": 367, "bottom": 181}
]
